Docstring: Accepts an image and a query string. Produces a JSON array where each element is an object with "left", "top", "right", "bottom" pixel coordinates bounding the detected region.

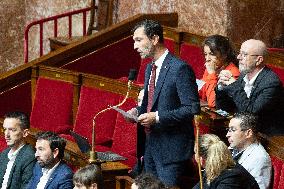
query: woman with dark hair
[
  {"left": 193, "top": 134, "right": 259, "bottom": 189},
  {"left": 73, "top": 164, "right": 104, "bottom": 189},
  {"left": 200, "top": 35, "right": 240, "bottom": 107}
]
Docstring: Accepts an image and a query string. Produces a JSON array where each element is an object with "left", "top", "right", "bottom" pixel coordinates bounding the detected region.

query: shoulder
[
  {"left": 261, "top": 67, "right": 282, "bottom": 84},
  {"left": 56, "top": 162, "right": 73, "bottom": 175}
]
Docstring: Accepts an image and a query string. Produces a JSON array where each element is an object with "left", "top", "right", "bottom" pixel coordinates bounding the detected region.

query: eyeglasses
[
  {"left": 226, "top": 127, "right": 248, "bottom": 132},
  {"left": 238, "top": 51, "right": 262, "bottom": 58}
]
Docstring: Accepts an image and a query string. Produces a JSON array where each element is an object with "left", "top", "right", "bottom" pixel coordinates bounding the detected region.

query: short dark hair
[
  {"left": 36, "top": 131, "right": 66, "bottom": 159},
  {"left": 133, "top": 19, "right": 164, "bottom": 43},
  {"left": 73, "top": 164, "right": 104, "bottom": 189},
  {"left": 233, "top": 112, "right": 258, "bottom": 134},
  {"left": 203, "top": 35, "right": 238, "bottom": 65},
  {"left": 133, "top": 173, "right": 166, "bottom": 189},
  {"left": 4, "top": 111, "right": 30, "bottom": 130}
]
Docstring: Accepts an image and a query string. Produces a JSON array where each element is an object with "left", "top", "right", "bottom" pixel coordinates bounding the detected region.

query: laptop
[{"left": 70, "top": 131, "right": 127, "bottom": 162}]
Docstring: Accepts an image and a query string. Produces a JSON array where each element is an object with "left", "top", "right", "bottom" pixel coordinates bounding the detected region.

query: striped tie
[{"left": 147, "top": 63, "right": 157, "bottom": 113}]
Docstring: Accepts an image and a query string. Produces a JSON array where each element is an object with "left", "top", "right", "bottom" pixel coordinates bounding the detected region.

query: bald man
[{"left": 216, "top": 39, "right": 284, "bottom": 135}]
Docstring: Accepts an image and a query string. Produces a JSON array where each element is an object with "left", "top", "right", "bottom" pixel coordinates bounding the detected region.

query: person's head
[
  {"left": 237, "top": 39, "right": 267, "bottom": 75},
  {"left": 195, "top": 134, "right": 235, "bottom": 184},
  {"left": 3, "top": 111, "right": 30, "bottom": 151},
  {"left": 131, "top": 173, "right": 166, "bottom": 189},
  {"left": 203, "top": 35, "right": 237, "bottom": 69},
  {"left": 226, "top": 112, "right": 258, "bottom": 151},
  {"left": 35, "top": 131, "right": 66, "bottom": 169},
  {"left": 73, "top": 164, "right": 103, "bottom": 189},
  {"left": 132, "top": 19, "right": 164, "bottom": 59}
]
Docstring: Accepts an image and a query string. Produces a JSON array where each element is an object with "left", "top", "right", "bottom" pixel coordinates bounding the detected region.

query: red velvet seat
[
  {"left": 0, "top": 136, "right": 7, "bottom": 152},
  {"left": 271, "top": 155, "right": 284, "bottom": 189},
  {"left": 72, "top": 86, "right": 120, "bottom": 149},
  {"left": 30, "top": 77, "right": 74, "bottom": 133},
  {"left": 267, "top": 64, "right": 284, "bottom": 85},
  {"left": 180, "top": 43, "right": 205, "bottom": 79},
  {"left": 110, "top": 97, "right": 138, "bottom": 167}
]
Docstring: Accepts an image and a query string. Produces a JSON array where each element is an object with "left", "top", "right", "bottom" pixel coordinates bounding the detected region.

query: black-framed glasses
[{"left": 238, "top": 51, "right": 262, "bottom": 58}]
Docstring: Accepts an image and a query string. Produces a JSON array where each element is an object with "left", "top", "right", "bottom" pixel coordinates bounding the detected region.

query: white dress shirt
[
  {"left": 36, "top": 161, "right": 60, "bottom": 189},
  {"left": 237, "top": 142, "right": 272, "bottom": 189},
  {"left": 1, "top": 145, "right": 25, "bottom": 189},
  {"left": 149, "top": 49, "right": 169, "bottom": 122},
  {"left": 243, "top": 68, "right": 264, "bottom": 98}
]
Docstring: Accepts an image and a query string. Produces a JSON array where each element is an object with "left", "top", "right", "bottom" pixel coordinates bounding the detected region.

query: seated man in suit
[
  {"left": 26, "top": 131, "right": 73, "bottom": 189},
  {"left": 216, "top": 39, "right": 284, "bottom": 135},
  {"left": 0, "top": 111, "right": 36, "bottom": 189},
  {"left": 226, "top": 112, "right": 272, "bottom": 189}
]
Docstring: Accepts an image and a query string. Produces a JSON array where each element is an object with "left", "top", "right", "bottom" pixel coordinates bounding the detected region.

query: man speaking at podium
[{"left": 126, "top": 19, "right": 200, "bottom": 188}]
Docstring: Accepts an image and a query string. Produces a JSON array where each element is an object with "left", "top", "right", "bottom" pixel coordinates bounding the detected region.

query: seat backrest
[
  {"left": 30, "top": 77, "right": 74, "bottom": 133},
  {"left": 73, "top": 86, "right": 120, "bottom": 145},
  {"left": 180, "top": 42, "right": 205, "bottom": 79},
  {"left": 111, "top": 97, "right": 137, "bottom": 167},
  {"left": 270, "top": 155, "right": 284, "bottom": 189},
  {"left": 267, "top": 64, "right": 284, "bottom": 85}
]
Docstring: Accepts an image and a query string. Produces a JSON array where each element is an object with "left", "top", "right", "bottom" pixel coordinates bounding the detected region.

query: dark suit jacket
[
  {"left": 0, "top": 144, "right": 36, "bottom": 189},
  {"left": 216, "top": 66, "right": 284, "bottom": 135},
  {"left": 137, "top": 53, "right": 200, "bottom": 164},
  {"left": 193, "top": 164, "right": 260, "bottom": 189},
  {"left": 26, "top": 161, "right": 73, "bottom": 189}
]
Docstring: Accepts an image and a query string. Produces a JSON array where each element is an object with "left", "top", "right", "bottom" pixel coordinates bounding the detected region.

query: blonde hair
[{"left": 198, "top": 134, "right": 235, "bottom": 184}]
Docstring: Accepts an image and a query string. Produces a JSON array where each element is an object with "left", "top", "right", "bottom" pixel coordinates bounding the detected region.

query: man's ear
[
  {"left": 256, "top": 56, "right": 264, "bottom": 66},
  {"left": 91, "top": 183, "right": 98, "bottom": 189},
  {"left": 151, "top": 35, "right": 159, "bottom": 45},
  {"left": 245, "top": 129, "right": 253, "bottom": 139},
  {"left": 23, "top": 129, "right": 29, "bottom": 138},
  {"left": 53, "top": 148, "right": 59, "bottom": 159}
]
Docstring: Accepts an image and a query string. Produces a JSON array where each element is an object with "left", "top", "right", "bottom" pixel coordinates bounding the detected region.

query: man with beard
[
  {"left": 216, "top": 39, "right": 284, "bottom": 135},
  {"left": 0, "top": 111, "right": 35, "bottom": 189},
  {"left": 26, "top": 131, "right": 73, "bottom": 189},
  {"left": 126, "top": 20, "right": 200, "bottom": 187}
]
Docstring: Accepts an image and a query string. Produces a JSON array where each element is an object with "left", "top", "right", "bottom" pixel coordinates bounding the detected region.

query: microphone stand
[
  {"left": 194, "top": 115, "right": 203, "bottom": 189},
  {"left": 89, "top": 80, "right": 134, "bottom": 163}
]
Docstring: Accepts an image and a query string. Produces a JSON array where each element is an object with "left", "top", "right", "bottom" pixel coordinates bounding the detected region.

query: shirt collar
[
  {"left": 8, "top": 144, "right": 25, "bottom": 160},
  {"left": 153, "top": 49, "right": 169, "bottom": 68},
  {"left": 243, "top": 67, "right": 264, "bottom": 85},
  {"left": 42, "top": 160, "right": 61, "bottom": 176}
]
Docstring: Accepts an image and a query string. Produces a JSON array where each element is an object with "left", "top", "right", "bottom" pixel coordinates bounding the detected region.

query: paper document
[
  {"left": 196, "top": 79, "right": 206, "bottom": 91},
  {"left": 112, "top": 106, "right": 138, "bottom": 122}
]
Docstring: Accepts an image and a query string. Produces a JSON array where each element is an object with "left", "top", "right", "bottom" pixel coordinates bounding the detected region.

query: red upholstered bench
[
  {"left": 180, "top": 42, "right": 205, "bottom": 79},
  {"left": 267, "top": 64, "right": 284, "bottom": 85},
  {"left": 271, "top": 155, "right": 284, "bottom": 189},
  {"left": 0, "top": 136, "right": 7, "bottom": 152},
  {"left": 30, "top": 77, "right": 74, "bottom": 134}
]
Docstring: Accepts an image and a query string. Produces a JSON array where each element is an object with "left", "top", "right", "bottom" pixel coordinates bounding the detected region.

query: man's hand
[
  {"left": 125, "top": 108, "right": 138, "bottom": 123},
  {"left": 138, "top": 112, "right": 156, "bottom": 128},
  {"left": 218, "top": 70, "right": 236, "bottom": 86}
]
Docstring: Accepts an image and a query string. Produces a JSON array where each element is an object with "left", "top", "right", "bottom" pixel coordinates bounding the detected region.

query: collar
[
  {"left": 8, "top": 144, "right": 25, "bottom": 160},
  {"left": 41, "top": 160, "right": 61, "bottom": 176},
  {"left": 243, "top": 67, "right": 264, "bottom": 85},
  {"left": 153, "top": 49, "right": 169, "bottom": 68}
]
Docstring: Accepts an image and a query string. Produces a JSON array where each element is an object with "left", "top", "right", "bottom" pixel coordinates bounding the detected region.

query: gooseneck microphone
[{"left": 89, "top": 69, "right": 137, "bottom": 163}]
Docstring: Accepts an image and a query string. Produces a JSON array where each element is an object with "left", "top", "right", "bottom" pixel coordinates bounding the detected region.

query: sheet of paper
[
  {"left": 112, "top": 106, "right": 138, "bottom": 123},
  {"left": 196, "top": 79, "right": 206, "bottom": 91}
]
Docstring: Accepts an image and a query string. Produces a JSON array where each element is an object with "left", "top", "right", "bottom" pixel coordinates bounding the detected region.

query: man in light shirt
[
  {"left": 0, "top": 111, "right": 35, "bottom": 189},
  {"left": 26, "top": 131, "right": 73, "bottom": 189},
  {"left": 216, "top": 39, "right": 284, "bottom": 135},
  {"left": 226, "top": 112, "right": 272, "bottom": 189}
]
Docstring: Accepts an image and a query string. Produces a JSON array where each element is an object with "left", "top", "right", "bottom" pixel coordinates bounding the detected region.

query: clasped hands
[
  {"left": 126, "top": 108, "right": 156, "bottom": 128},
  {"left": 218, "top": 70, "right": 236, "bottom": 86}
]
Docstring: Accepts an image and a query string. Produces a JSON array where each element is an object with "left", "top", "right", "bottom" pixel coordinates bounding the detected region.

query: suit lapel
[
  {"left": 44, "top": 163, "right": 60, "bottom": 189},
  {"left": 152, "top": 54, "right": 171, "bottom": 108},
  {"left": 248, "top": 67, "right": 268, "bottom": 98}
]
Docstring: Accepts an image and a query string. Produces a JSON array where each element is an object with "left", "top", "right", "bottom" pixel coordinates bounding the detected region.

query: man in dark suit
[
  {"left": 216, "top": 39, "right": 284, "bottom": 135},
  {"left": 26, "top": 131, "right": 73, "bottom": 189},
  {"left": 127, "top": 19, "right": 200, "bottom": 187},
  {"left": 0, "top": 111, "right": 35, "bottom": 189}
]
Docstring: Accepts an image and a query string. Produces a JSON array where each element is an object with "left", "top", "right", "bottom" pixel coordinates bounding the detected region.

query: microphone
[{"left": 89, "top": 69, "right": 137, "bottom": 163}]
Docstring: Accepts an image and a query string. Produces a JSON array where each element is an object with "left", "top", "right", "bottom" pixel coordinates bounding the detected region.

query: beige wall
[{"left": 0, "top": 0, "right": 283, "bottom": 73}]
